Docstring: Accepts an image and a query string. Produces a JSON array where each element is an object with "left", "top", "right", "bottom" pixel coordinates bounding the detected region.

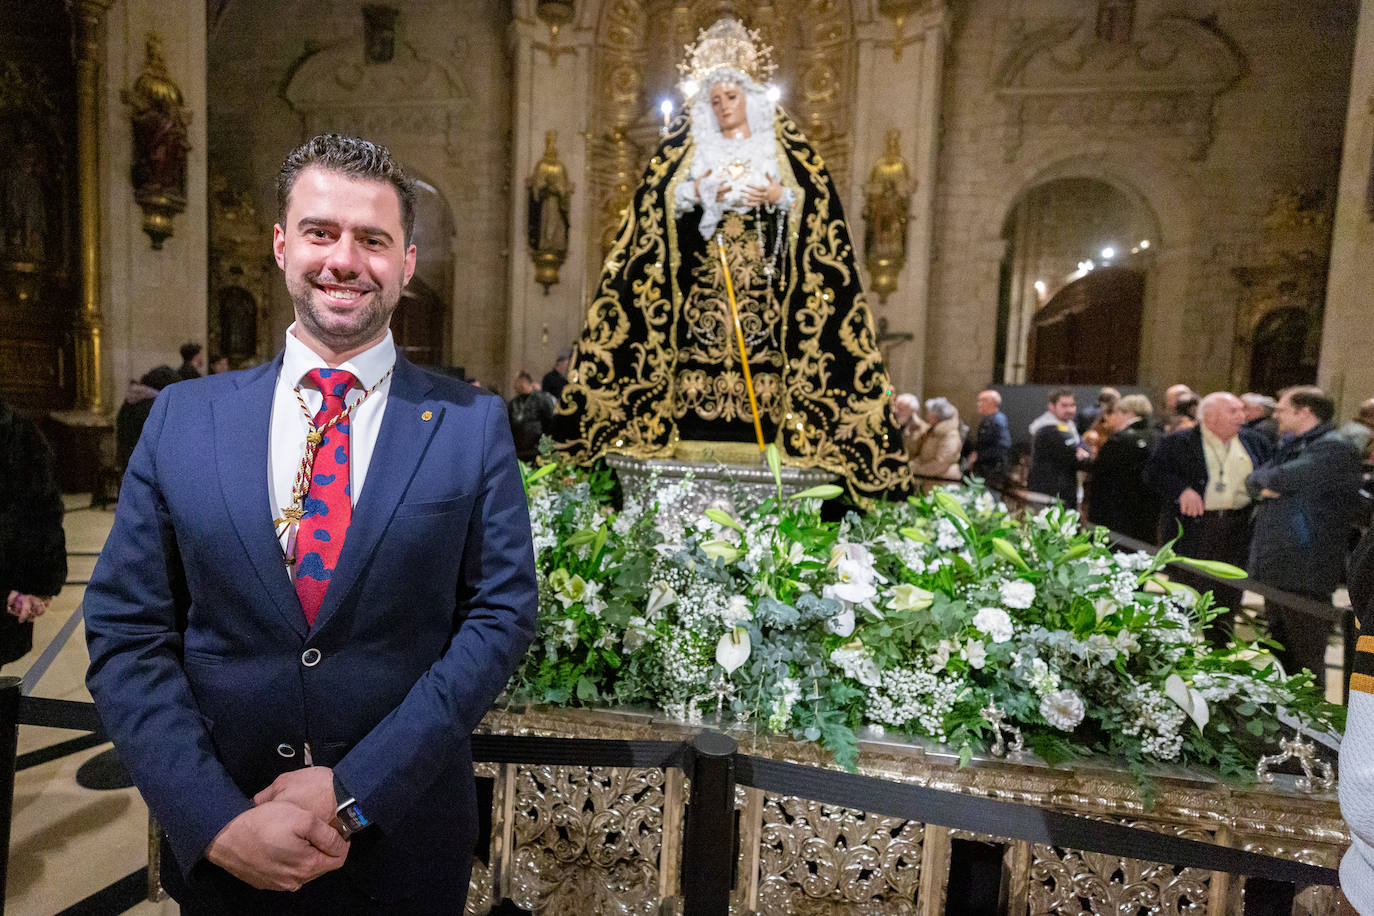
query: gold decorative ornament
[
  {"left": 421, "top": 410, "right": 432, "bottom": 421},
  {"left": 677, "top": 18, "right": 777, "bottom": 97},
  {"left": 527, "top": 130, "right": 574, "bottom": 293},
  {"left": 877, "top": 0, "right": 924, "bottom": 62},
  {"left": 862, "top": 128, "right": 914, "bottom": 303},
  {"left": 534, "top": 0, "right": 578, "bottom": 66},
  {"left": 122, "top": 33, "right": 190, "bottom": 250}
]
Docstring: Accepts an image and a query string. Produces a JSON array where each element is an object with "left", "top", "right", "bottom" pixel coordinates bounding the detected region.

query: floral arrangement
[{"left": 513, "top": 449, "right": 1343, "bottom": 782}]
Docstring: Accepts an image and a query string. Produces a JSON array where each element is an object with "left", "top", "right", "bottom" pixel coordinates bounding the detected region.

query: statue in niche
[
  {"left": 552, "top": 18, "right": 910, "bottom": 501},
  {"left": 127, "top": 36, "right": 189, "bottom": 199},
  {"left": 362, "top": 4, "right": 399, "bottom": 64},
  {"left": 527, "top": 130, "right": 573, "bottom": 292},
  {"left": 862, "top": 128, "right": 913, "bottom": 302},
  {"left": 1095, "top": 0, "right": 1135, "bottom": 44},
  {"left": 2, "top": 143, "right": 47, "bottom": 264}
]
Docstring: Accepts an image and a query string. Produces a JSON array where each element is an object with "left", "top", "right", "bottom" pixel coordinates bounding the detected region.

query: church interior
[{"left": 4, "top": 0, "right": 1374, "bottom": 912}]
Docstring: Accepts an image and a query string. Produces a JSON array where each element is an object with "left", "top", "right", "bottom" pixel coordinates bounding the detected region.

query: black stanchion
[
  {"left": 0, "top": 675, "right": 22, "bottom": 915},
  {"left": 680, "top": 731, "right": 738, "bottom": 915},
  {"left": 1242, "top": 875, "right": 1297, "bottom": 916}
]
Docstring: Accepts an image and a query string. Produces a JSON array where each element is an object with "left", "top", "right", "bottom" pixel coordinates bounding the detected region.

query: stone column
[
  {"left": 506, "top": 5, "right": 595, "bottom": 387},
  {"left": 848, "top": 3, "right": 948, "bottom": 399},
  {"left": 1319, "top": 0, "right": 1374, "bottom": 414},
  {"left": 68, "top": 0, "right": 113, "bottom": 416}
]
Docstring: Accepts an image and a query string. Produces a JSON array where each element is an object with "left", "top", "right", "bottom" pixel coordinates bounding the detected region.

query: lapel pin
[{"left": 421, "top": 410, "right": 433, "bottom": 421}]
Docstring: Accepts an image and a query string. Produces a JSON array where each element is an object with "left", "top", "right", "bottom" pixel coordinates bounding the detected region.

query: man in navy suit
[
  {"left": 84, "top": 135, "right": 537, "bottom": 913},
  {"left": 1144, "top": 391, "right": 1270, "bottom": 642}
]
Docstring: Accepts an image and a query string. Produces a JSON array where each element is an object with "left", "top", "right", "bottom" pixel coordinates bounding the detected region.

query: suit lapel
[
  {"left": 309, "top": 356, "right": 439, "bottom": 634},
  {"left": 213, "top": 355, "right": 308, "bottom": 639}
]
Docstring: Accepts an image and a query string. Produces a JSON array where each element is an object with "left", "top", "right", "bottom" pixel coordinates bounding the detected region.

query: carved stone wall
[
  {"left": 207, "top": 2, "right": 510, "bottom": 385},
  {"left": 927, "top": 0, "right": 1358, "bottom": 417}
]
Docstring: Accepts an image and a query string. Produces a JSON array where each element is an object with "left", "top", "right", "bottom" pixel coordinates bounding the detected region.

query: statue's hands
[
  {"left": 694, "top": 170, "right": 733, "bottom": 203},
  {"left": 742, "top": 173, "right": 783, "bottom": 207}
]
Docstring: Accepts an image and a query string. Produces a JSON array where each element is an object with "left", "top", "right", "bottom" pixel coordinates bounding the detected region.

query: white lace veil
[{"left": 688, "top": 66, "right": 774, "bottom": 143}]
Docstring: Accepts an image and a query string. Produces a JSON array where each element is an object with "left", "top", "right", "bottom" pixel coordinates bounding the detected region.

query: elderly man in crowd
[
  {"left": 1027, "top": 387, "right": 1089, "bottom": 507},
  {"left": 910, "top": 397, "right": 964, "bottom": 484},
  {"left": 1144, "top": 392, "right": 1271, "bottom": 642},
  {"left": 1240, "top": 392, "right": 1279, "bottom": 448},
  {"left": 967, "top": 389, "right": 1011, "bottom": 488},
  {"left": 1084, "top": 394, "right": 1160, "bottom": 543},
  {"left": 1246, "top": 386, "right": 1362, "bottom": 678}
]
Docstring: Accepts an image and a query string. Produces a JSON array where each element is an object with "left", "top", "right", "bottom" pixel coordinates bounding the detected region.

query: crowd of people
[{"left": 894, "top": 381, "right": 1372, "bottom": 680}]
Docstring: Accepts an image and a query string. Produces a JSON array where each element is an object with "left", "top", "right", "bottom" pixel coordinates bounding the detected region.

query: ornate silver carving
[
  {"left": 467, "top": 706, "right": 1348, "bottom": 915},
  {"left": 1256, "top": 733, "right": 1336, "bottom": 795},
  {"left": 752, "top": 795, "right": 924, "bottom": 913},
  {"left": 606, "top": 453, "right": 835, "bottom": 530},
  {"left": 505, "top": 764, "right": 671, "bottom": 915}
]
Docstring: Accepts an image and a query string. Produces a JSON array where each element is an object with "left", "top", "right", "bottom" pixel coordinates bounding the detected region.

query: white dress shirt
[{"left": 269, "top": 326, "right": 396, "bottom": 571}]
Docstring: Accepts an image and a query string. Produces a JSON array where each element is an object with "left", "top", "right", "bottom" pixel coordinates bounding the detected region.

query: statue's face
[{"left": 709, "top": 81, "right": 749, "bottom": 137}]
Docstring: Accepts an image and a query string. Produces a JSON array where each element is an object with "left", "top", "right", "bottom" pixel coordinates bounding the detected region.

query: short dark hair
[
  {"left": 1048, "top": 387, "right": 1075, "bottom": 404},
  {"left": 1282, "top": 385, "right": 1335, "bottom": 423},
  {"left": 179, "top": 342, "right": 201, "bottom": 362},
  {"left": 1174, "top": 394, "right": 1199, "bottom": 419},
  {"left": 276, "top": 134, "right": 417, "bottom": 244}
]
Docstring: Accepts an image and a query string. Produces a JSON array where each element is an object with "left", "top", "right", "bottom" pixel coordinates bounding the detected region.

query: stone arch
[{"left": 986, "top": 143, "right": 1201, "bottom": 391}]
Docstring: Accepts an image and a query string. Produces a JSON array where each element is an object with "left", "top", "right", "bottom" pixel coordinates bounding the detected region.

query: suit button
[
  {"left": 277, "top": 743, "right": 295, "bottom": 758},
  {"left": 302, "top": 648, "right": 322, "bottom": 667}
]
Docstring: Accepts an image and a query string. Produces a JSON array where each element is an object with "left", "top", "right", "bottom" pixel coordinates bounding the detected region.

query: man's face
[
  {"left": 1108, "top": 407, "right": 1134, "bottom": 433},
  {"left": 514, "top": 375, "right": 533, "bottom": 395},
  {"left": 1272, "top": 394, "right": 1313, "bottom": 436},
  {"left": 977, "top": 394, "right": 998, "bottom": 417},
  {"left": 893, "top": 399, "right": 913, "bottom": 426},
  {"left": 709, "top": 81, "right": 749, "bottom": 136},
  {"left": 1049, "top": 396, "right": 1076, "bottom": 423},
  {"left": 1202, "top": 395, "right": 1245, "bottom": 440},
  {"left": 273, "top": 166, "right": 416, "bottom": 358},
  {"left": 555, "top": 356, "right": 569, "bottom": 375}
]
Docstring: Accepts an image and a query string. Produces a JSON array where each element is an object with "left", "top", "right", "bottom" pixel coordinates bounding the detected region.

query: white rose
[
  {"left": 722, "top": 595, "right": 752, "bottom": 625},
  {"left": 1039, "top": 689, "right": 1086, "bottom": 731},
  {"left": 973, "top": 607, "right": 1014, "bottom": 644},
  {"left": 1000, "top": 580, "right": 1036, "bottom": 610},
  {"left": 830, "top": 646, "right": 882, "bottom": 687}
]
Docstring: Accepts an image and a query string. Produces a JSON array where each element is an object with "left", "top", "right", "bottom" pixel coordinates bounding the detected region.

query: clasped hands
[
  {"left": 205, "top": 765, "right": 347, "bottom": 892},
  {"left": 6, "top": 591, "right": 52, "bottom": 623},
  {"left": 693, "top": 169, "right": 784, "bottom": 207}
]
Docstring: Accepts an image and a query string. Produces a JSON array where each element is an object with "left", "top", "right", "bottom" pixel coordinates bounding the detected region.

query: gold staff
[{"left": 715, "top": 233, "right": 766, "bottom": 451}]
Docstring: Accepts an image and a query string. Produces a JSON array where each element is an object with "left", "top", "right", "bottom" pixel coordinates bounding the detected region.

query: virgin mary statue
[{"left": 553, "top": 18, "right": 910, "bottom": 501}]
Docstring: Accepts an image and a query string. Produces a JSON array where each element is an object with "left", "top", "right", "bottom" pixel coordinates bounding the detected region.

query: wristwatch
[{"left": 332, "top": 773, "right": 371, "bottom": 840}]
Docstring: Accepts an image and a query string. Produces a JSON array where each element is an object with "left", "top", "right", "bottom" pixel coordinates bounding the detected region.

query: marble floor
[{"left": 0, "top": 497, "right": 1351, "bottom": 914}]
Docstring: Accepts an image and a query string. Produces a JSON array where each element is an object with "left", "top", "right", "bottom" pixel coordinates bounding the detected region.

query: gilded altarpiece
[
  {"left": 585, "top": 0, "right": 855, "bottom": 290},
  {"left": 0, "top": 5, "right": 79, "bottom": 411},
  {"left": 207, "top": 174, "right": 271, "bottom": 368}
]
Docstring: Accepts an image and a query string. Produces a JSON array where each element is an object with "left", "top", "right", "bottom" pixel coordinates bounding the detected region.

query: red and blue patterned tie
[{"left": 295, "top": 367, "right": 357, "bottom": 626}]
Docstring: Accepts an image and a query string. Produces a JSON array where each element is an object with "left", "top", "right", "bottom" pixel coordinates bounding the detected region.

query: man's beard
[{"left": 287, "top": 269, "right": 398, "bottom": 353}]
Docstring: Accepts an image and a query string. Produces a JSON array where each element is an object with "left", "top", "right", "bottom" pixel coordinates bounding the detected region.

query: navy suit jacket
[
  {"left": 1143, "top": 425, "right": 1271, "bottom": 514},
  {"left": 84, "top": 353, "right": 538, "bottom": 903}
]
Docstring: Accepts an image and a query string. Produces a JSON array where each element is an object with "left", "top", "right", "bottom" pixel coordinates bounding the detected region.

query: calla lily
[
  {"left": 704, "top": 508, "right": 744, "bottom": 533},
  {"left": 716, "top": 627, "right": 752, "bottom": 674},
  {"left": 932, "top": 490, "right": 970, "bottom": 523},
  {"left": 701, "top": 539, "right": 742, "bottom": 563},
  {"left": 1163, "top": 673, "right": 1210, "bottom": 731},
  {"left": 1174, "top": 557, "right": 1248, "bottom": 579},
  {"left": 646, "top": 581, "right": 678, "bottom": 617},
  {"left": 889, "top": 583, "right": 934, "bottom": 611},
  {"left": 991, "top": 537, "right": 1029, "bottom": 570}
]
